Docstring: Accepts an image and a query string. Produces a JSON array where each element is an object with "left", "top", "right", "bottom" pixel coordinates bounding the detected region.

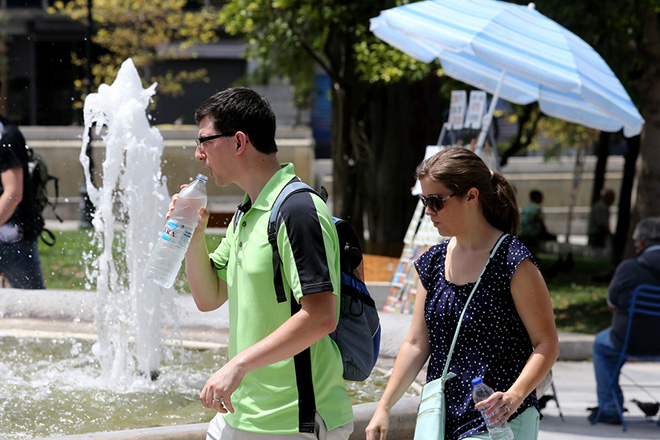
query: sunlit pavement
[{"left": 538, "top": 361, "right": 660, "bottom": 440}]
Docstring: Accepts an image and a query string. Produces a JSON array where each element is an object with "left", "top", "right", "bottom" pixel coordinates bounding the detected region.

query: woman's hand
[
  {"left": 475, "top": 391, "right": 519, "bottom": 424},
  {"left": 365, "top": 407, "right": 390, "bottom": 440}
]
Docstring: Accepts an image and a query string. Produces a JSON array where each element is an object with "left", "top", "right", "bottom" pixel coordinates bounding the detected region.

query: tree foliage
[
  {"left": 223, "top": 0, "right": 660, "bottom": 259},
  {"left": 218, "top": 0, "right": 445, "bottom": 254},
  {"left": 50, "top": 0, "right": 221, "bottom": 107},
  {"left": 218, "top": 1, "right": 434, "bottom": 106},
  {"left": 526, "top": 0, "right": 660, "bottom": 260}
]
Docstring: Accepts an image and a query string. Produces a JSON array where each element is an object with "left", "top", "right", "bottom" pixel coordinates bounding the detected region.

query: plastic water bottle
[
  {"left": 143, "top": 174, "right": 208, "bottom": 288},
  {"left": 472, "top": 377, "right": 514, "bottom": 440}
]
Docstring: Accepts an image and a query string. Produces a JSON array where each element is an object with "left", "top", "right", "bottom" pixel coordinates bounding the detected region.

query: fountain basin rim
[
  {"left": 0, "top": 327, "right": 227, "bottom": 351},
  {"left": 28, "top": 399, "right": 421, "bottom": 440}
]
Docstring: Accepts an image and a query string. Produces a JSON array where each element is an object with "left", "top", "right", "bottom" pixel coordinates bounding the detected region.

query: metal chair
[
  {"left": 592, "top": 284, "right": 660, "bottom": 430},
  {"left": 537, "top": 370, "right": 565, "bottom": 421}
]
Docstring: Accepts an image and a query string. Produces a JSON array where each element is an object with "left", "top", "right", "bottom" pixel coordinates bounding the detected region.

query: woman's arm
[
  {"left": 479, "top": 258, "right": 559, "bottom": 420},
  {"left": 365, "top": 280, "right": 432, "bottom": 440}
]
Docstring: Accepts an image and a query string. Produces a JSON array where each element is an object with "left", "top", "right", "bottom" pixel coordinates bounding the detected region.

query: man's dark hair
[
  {"left": 530, "top": 190, "right": 543, "bottom": 203},
  {"left": 194, "top": 87, "right": 277, "bottom": 154}
]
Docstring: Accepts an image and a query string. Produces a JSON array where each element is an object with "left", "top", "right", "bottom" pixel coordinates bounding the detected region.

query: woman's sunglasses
[{"left": 419, "top": 193, "right": 456, "bottom": 212}]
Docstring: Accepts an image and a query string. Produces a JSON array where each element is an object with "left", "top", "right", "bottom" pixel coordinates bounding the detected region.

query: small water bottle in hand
[
  {"left": 472, "top": 377, "right": 514, "bottom": 440},
  {"left": 143, "top": 174, "right": 208, "bottom": 288}
]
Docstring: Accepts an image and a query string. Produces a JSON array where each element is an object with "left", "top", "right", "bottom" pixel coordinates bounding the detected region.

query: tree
[
  {"left": 0, "top": 13, "right": 9, "bottom": 117},
  {"left": 50, "top": 0, "right": 221, "bottom": 107},
  {"left": 220, "top": 0, "right": 447, "bottom": 255},
  {"left": 527, "top": 0, "right": 660, "bottom": 262}
]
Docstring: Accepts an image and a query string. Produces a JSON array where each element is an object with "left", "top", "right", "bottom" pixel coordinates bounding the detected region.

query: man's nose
[{"left": 195, "top": 147, "right": 205, "bottom": 161}]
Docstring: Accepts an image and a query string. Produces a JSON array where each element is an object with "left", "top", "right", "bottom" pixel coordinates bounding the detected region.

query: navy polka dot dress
[{"left": 414, "top": 235, "right": 541, "bottom": 440}]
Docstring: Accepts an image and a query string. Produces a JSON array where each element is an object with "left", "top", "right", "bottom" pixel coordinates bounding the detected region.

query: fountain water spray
[{"left": 80, "top": 58, "right": 175, "bottom": 382}]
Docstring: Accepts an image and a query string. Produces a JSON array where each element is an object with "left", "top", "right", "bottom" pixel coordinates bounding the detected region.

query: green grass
[
  {"left": 38, "top": 229, "right": 96, "bottom": 290},
  {"left": 537, "top": 253, "right": 611, "bottom": 335},
  {"left": 38, "top": 228, "right": 223, "bottom": 292},
  {"left": 38, "top": 230, "right": 613, "bottom": 335}
]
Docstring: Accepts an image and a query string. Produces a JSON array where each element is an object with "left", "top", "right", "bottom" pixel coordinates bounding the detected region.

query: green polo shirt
[{"left": 209, "top": 163, "right": 353, "bottom": 434}]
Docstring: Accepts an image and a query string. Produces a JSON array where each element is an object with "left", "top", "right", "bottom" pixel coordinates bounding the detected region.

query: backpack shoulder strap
[
  {"left": 268, "top": 177, "right": 324, "bottom": 433},
  {"left": 268, "top": 177, "right": 322, "bottom": 303}
]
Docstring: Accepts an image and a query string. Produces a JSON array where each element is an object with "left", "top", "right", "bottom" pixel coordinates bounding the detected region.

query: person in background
[
  {"left": 365, "top": 147, "right": 558, "bottom": 440},
  {"left": 588, "top": 188, "right": 615, "bottom": 249},
  {"left": 589, "top": 217, "right": 660, "bottom": 425},
  {"left": 0, "top": 115, "right": 45, "bottom": 289},
  {"left": 175, "top": 87, "right": 353, "bottom": 439},
  {"left": 519, "top": 189, "right": 556, "bottom": 255}
]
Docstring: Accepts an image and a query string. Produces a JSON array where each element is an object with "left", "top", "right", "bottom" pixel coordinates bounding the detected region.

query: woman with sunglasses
[{"left": 366, "top": 147, "right": 558, "bottom": 440}]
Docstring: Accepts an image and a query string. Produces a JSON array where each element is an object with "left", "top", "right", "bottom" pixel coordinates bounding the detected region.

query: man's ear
[{"left": 235, "top": 132, "right": 248, "bottom": 154}]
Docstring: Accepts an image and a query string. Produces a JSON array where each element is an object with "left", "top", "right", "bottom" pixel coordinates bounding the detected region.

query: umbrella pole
[
  {"left": 564, "top": 142, "right": 586, "bottom": 244},
  {"left": 475, "top": 70, "right": 506, "bottom": 151}
]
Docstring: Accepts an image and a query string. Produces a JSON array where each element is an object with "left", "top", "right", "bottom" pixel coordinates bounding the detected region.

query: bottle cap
[
  {"left": 471, "top": 377, "right": 483, "bottom": 386},
  {"left": 195, "top": 174, "right": 208, "bottom": 183}
]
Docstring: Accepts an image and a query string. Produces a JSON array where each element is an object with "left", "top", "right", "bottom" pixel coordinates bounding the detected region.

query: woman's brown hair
[{"left": 415, "top": 147, "right": 520, "bottom": 235}]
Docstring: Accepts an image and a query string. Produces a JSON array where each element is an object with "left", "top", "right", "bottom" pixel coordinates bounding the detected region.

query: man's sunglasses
[
  {"left": 419, "top": 193, "right": 456, "bottom": 212},
  {"left": 195, "top": 132, "right": 236, "bottom": 147}
]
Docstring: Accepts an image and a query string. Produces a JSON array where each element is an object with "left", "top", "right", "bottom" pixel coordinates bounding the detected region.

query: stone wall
[
  {"left": 501, "top": 155, "right": 623, "bottom": 237},
  {"left": 23, "top": 125, "right": 315, "bottom": 221}
]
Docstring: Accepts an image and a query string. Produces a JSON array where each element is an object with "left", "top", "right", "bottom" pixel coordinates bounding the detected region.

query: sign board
[
  {"left": 465, "top": 90, "right": 487, "bottom": 129},
  {"left": 448, "top": 90, "right": 467, "bottom": 129},
  {"left": 411, "top": 145, "right": 442, "bottom": 196}
]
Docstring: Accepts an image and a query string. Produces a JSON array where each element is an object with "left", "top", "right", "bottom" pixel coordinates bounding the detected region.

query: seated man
[{"left": 590, "top": 217, "right": 660, "bottom": 424}]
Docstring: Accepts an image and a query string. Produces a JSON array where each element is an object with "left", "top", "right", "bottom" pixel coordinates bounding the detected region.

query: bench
[{"left": 207, "top": 211, "right": 234, "bottom": 229}]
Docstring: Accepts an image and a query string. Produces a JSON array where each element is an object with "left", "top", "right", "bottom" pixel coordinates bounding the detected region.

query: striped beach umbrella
[{"left": 370, "top": 0, "right": 644, "bottom": 146}]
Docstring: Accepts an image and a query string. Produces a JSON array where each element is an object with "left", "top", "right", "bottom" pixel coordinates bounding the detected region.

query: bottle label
[{"left": 161, "top": 221, "right": 193, "bottom": 249}]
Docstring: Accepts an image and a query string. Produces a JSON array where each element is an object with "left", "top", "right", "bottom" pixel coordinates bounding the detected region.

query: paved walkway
[{"left": 537, "top": 361, "right": 660, "bottom": 439}]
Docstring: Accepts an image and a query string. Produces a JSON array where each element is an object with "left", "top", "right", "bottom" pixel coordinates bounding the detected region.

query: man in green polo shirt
[{"left": 180, "top": 87, "right": 354, "bottom": 439}]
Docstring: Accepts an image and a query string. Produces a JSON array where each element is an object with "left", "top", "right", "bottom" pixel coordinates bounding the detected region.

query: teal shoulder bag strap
[{"left": 414, "top": 233, "right": 509, "bottom": 440}]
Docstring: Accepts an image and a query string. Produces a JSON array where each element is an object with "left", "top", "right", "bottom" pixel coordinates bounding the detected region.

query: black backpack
[
  {"left": 26, "top": 147, "right": 62, "bottom": 246},
  {"left": 267, "top": 178, "right": 381, "bottom": 382}
]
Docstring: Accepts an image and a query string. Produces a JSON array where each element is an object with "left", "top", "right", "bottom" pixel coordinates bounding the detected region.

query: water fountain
[
  {"left": 0, "top": 58, "right": 420, "bottom": 440},
  {"left": 1, "top": 58, "right": 229, "bottom": 439},
  {"left": 79, "top": 58, "right": 177, "bottom": 381}
]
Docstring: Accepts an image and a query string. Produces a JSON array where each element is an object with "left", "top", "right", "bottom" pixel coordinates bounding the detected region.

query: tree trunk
[
  {"left": 612, "top": 135, "right": 639, "bottom": 265},
  {"left": 630, "top": 81, "right": 660, "bottom": 258},
  {"left": 628, "top": 5, "right": 660, "bottom": 259},
  {"left": 330, "top": 69, "right": 443, "bottom": 255},
  {"left": 0, "top": 36, "right": 8, "bottom": 117},
  {"left": 591, "top": 131, "right": 610, "bottom": 205},
  {"left": 327, "top": 26, "right": 363, "bottom": 232},
  {"left": 361, "top": 76, "right": 443, "bottom": 256},
  {"left": 330, "top": 81, "right": 362, "bottom": 225}
]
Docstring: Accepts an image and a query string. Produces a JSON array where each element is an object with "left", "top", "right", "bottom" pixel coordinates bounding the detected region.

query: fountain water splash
[{"left": 80, "top": 58, "right": 175, "bottom": 383}]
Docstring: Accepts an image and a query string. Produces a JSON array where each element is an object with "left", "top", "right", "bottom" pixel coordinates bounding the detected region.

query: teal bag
[
  {"left": 413, "top": 234, "right": 509, "bottom": 440},
  {"left": 415, "top": 370, "right": 456, "bottom": 440}
]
